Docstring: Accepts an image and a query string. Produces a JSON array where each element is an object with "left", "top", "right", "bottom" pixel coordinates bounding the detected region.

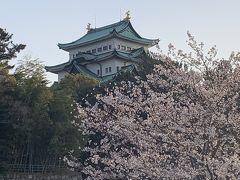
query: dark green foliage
[
  {"left": 48, "top": 75, "right": 94, "bottom": 158},
  {"left": 137, "top": 52, "right": 163, "bottom": 79},
  {"left": 5, "top": 59, "right": 85, "bottom": 172},
  {"left": 0, "top": 28, "right": 86, "bottom": 173},
  {"left": 0, "top": 28, "right": 25, "bottom": 174},
  {"left": 0, "top": 28, "right": 25, "bottom": 66},
  {"left": 51, "top": 73, "right": 99, "bottom": 107},
  {"left": 0, "top": 27, "right": 162, "bottom": 174},
  {"left": 57, "top": 73, "right": 98, "bottom": 99}
]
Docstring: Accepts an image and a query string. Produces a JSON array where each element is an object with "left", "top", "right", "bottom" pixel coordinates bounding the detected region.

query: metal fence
[{"left": 3, "top": 164, "right": 69, "bottom": 174}]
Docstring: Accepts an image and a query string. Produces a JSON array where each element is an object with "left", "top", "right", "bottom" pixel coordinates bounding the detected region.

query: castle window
[
  {"left": 103, "top": 46, "right": 108, "bottom": 51},
  {"left": 98, "top": 47, "right": 102, "bottom": 52},
  {"left": 73, "top": 54, "right": 75, "bottom": 58},
  {"left": 92, "top": 49, "right": 96, "bottom": 53},
  {"left": 109, "top": 45, "right": 112, "bottom": 50},
  {"left": 109, "top": 67, "right": 112, "bottom": 73},
  {"left": 97, "top": 69, "right": 100, "bottom": 75},
  {"left": 105, "top": 67, "right": 108, "bottom": 73},
  {"left": 121, "top": 45, "right": 126, "bottom": 50},
  {"left": 127, "top": 47, "right": 131, "bottom": 51},
  {"left": 117, "top": 45, "right": 120, "bottom": 49},
  {"left": 116, "top": 66, "right": 120, "bottom": 72}
]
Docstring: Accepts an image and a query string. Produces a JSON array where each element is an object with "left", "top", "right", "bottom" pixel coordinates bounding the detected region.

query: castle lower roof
[{"left": 45, "top": 47, "right": 145, "bottom": 74}]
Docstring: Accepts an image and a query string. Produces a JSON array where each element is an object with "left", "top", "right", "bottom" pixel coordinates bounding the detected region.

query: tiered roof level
[{"left": 45, "top": 12, "right": 159, "bottom": 82}]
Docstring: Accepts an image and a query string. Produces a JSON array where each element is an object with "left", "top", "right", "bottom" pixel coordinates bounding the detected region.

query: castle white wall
[
  {"left": 68, "top": 37, "right": 151, "bottom": 60},
  {"left": 69, "top": 39, "right": 115, "bottom": 60},
  {"left": 113, "top": 38, "right": 149, "bottom": 50},
  {"left": 114, "top": 58, "right": 132, "bottom": 68},
  {"left": 101, "top": 59, "right": 117, "bottom": 76},
  {"left": 58, "top": 71, "right": 67, "bottom": 82},
  {"left": 86, "top": 58, "right": 133, "bottom": 77},
  {"left": 86, "top": 63, "right": 101, "bottom": 75},
  {"left": 56, "top": 58, "right": 133, "bottom": 82},
  {"left": 61, "top": 37, "right": 151, "bottom": 81}
]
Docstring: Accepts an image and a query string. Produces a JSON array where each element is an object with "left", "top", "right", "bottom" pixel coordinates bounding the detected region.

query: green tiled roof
[
  {"left": 58, "top": 20, "right": 159, "bottom": 50},
  {"left": 45, "top": 61, "right": 72, "bottom": 72},
  {"left": 72, "top": 61, "right": 98, "bottom": 78},
  {"left": 45, "top": 48, "right": 145, "bottom": 74},
  {"left": 45, "top": 48, "right": 144, "bottom": 82},
  {"left": 100, "top": 74, "right": 116, "bottom": 82}
]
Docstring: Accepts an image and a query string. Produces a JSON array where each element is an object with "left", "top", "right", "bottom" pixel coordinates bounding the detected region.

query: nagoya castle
[{"left": 45, "top": 12, "right": 159, "bottom": 82}]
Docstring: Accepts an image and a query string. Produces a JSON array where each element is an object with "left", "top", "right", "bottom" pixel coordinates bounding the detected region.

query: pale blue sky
[{"left": 1, "top": 0, "right": 240, "bottom": 82}]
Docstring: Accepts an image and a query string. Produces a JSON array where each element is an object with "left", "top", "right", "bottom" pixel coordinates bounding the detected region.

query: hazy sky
[{"left": 1, "top": 0, "right": 240, "bottom": 82}]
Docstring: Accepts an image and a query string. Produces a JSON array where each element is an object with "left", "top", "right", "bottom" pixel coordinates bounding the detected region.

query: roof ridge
[
  {"left": 72, "top": 62, "right": 98, "bottom": 78},
  {"left": 118, "top": 21, "right": 142, "bottom": 39},
  {"left": 58, "top": 20, "right": 128, "bottom": 48},
  {"left": 87, "top": 20, "right": 127, "bottom": 34},
  {"left": 58, "top": 20, "right": 158, "bottom": 50}
]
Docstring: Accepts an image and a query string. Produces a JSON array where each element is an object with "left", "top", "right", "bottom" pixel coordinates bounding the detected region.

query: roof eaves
[
  {"left": 58, "top": 20, "right": 128, "bottom": 50},
  {"left": 118, "top": 21, "right": 142, "bottom": 39},
  {"left": 115, "top": 33, "right": 157, "bottom": 45},
  {"left": 89, "top": 20, "right": 126, "bottom": 33},
  {"left": 58, "top": 33, "right": 114, "bottom": 50},
  {"left": 58, "top": 29, "right": 159, "bottom": 51},
  {"left": 45, "top": 61, "right": 72, "bottom": 73},
  {"left": 72, "top": 62, "right": 98, "bottom": 78}
]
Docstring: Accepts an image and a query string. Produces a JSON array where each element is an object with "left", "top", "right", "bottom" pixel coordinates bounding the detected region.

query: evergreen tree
[{"left": 0, "top": 28, "right": 25, "bottom": 173}]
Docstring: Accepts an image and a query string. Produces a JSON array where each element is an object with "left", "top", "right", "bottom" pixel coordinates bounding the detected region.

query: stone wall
[{"left": 0, "top": 173, "right": 82, "bottom": 180}]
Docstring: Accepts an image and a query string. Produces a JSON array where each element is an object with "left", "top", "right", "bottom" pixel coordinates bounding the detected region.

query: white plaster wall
[
  {"left": 56, "top": 58, "right": 134, "bottom": 82},
  {"left": 113, "top": 38, "right": 149, "bottom": 50},
  {"left": 69, "top": 39, "right": 115, "bottom": 59},
  {"left": 114, "top": 58, "right": 133, "bottom": 68},
  {"left": 68, "top": 38, "right": 151, "bottom": 60},
  {"left": 85, "top": 58, "right": 134, "bottom": 77},
  {"left": 86, "top": 59, "right": 116, "bottom": 77},
  {"left": 103, "top": 58, "right": 133, "bottom": 76},
  {"left": 101, "top": 59, "right": 117, "bottom": 76},
  {"left": 65, "top": 37, "right": 147, "bottom": 78},
  {"left": 58, "top": 71, "right": 68, "bottom": 82},
  {"left": 86, "top": 63, "right": 101, "bottom": 75}
]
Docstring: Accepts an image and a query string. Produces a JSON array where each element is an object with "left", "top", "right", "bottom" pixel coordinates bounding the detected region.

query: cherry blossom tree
[{"left": 79, "top": 33, "right": 240, "bottom": 179}]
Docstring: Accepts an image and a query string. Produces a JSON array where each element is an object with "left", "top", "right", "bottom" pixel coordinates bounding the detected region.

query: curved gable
[{"left": 58, "top": 20, "right": 158, "bottom": 50}]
